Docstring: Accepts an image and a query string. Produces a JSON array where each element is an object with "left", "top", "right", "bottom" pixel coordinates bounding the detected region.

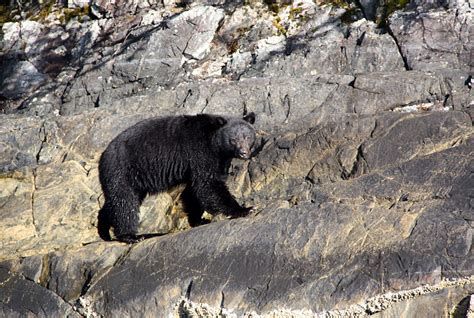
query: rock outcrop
[{"left": 0, "top": 0, "right": 472, "bottom": 316}]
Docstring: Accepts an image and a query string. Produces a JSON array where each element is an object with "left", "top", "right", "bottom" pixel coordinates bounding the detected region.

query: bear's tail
[{"left": 98, "top": 204, "right": 112, "bottom": 241}]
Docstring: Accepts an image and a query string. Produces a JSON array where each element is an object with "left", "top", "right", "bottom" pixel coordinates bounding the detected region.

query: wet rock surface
[{"left": 0, "top": 0, "right": 472, "bottom": 317}]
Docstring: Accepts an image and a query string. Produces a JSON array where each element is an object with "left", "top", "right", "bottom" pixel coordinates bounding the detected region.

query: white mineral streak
[{"left": 173, "top": 276, "right": 474, "bottom": 317}]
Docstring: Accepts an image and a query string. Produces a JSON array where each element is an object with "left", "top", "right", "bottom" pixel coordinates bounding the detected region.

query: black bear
[{"left": 97, "top": 112, "right": 256, "bottom": 243}]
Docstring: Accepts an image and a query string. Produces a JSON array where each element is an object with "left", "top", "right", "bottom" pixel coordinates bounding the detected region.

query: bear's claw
[{"left": 116, "top": 234, "right": 145, "bottom": 244}]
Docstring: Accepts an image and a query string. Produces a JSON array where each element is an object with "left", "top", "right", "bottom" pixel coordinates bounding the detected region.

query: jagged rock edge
[
  {"left": 173, "top": 276, "right": 474, "bottom": 317},
  {"left": 4, "top": 268, "right": 85, "bottom": 317}
]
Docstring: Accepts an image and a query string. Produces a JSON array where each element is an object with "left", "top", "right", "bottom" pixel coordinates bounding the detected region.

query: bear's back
[
  {"left": 115, "top": 115, "right": 219, "bottom": 149},
  {"left": 101, "top": 115, "right": 223, "bottom": 193}
]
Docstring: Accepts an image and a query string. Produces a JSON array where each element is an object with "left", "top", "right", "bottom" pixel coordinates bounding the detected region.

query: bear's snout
[{"left": 238, "top": 149, "right": 251, "bottom": 159}]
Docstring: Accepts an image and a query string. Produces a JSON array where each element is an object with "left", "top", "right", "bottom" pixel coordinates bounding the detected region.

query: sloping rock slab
[
  {"left": 60, "top": 5, "right": 224, "bottom": 115},
  {"left": 0, "top": 266, "right": 80, "bottom": 317},
  {"left": 1, "top": 110, "right": 470, "bottom": 261},
  {"left": 389, "top": 7, "right": 473, "bottom": 72},
  {"left": 72, "top": 140, "right": 472, "bottom": 316},
  {"left": 1, "top": 118, "right": 471, "bottom": 316}
]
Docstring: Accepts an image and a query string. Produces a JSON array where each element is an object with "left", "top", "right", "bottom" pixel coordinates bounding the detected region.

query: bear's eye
[{"left": 230, "top": 138, "right": 237, "bottom": 145}]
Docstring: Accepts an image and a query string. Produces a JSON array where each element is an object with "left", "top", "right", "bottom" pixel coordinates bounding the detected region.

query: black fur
[{"left": 98, "top": 113, "right": 256, "bottom": 243}]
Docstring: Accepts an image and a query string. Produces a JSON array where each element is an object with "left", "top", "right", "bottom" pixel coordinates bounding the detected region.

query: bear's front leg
[
  {"left": 189, "top": 178, "right": 253, "bottom": 218},
  {"left": 181, "top": 185, "right": 210, "bottom": 227}
]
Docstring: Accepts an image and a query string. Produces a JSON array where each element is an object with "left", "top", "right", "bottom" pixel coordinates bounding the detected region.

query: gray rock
[
  {"left": 242, "top": 18, "right": 406, "bottom": 78},
  {"left": 389, "top": 7, "right": 473, "bottom": 72},
  {"left": 0, "top": 266, "right": 81, "bottom": 317},
  {"left": 225, "top": 51, "right": 253, "bottom": 76},
  {"left": 0, "top": 61, "right": 47, "bottom": 100},
  {"left": 66, "top": 0, "right": 91, "bottom": 9},
  {"left": 358, "top": 0, "right": 379, "bottom": 20},
  {"left": 45, "top": 243, "right": 129, "bottom": 301},
  {"left": 328, "top": 71, "right": 453, "bottom": 114},
  {"left": 61, "top": 5, "right": 224, "bottom": 114},
  {"left": 72, "top": 140, "right": 471, "bottom": 315},
  {"left": 91, "top": 0, "right": 163, "bottom": 18},
  {"left": 0, "top": 22, "right": 21, "bottom": 53},
  {"left": 0, "top": 116, "right": 44, "bottom": 172},
  {"left": 410, "top": 0, "right": 472, "bottom": 11},
  {"left": 358, "top": 111, "right": 471, "bottom": 173},
  {"left": 247, "top": 111, "right": 471, "bottom": 200},
  {"left": 1, "top": 107, "right": 471, "bottom": 315},
  {"left": 0, "top": 21, "right": 44, "bottom": 56}
]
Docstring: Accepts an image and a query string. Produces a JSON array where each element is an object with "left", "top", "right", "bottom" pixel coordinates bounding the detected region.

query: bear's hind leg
[
  {"left": 103, "top": 189, "right": 144, "bottom": 243},
  {"left": 98, "top": 201, "right": 113, "bottom": 241}
]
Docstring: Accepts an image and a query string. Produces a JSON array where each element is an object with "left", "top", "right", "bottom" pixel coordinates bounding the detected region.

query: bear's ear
[
  {"left": 243, "top": 112, "right": 256, "bottom": 124},
  {"left": 214, "top": 116, "right": 227, "bottom": 127},
  {"left": 196, "top": 114, "right": 227, "bottom": 128}
]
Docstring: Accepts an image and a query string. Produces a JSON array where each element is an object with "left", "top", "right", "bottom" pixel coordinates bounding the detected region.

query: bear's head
[{"left": 213, "top": 112, "right": 256, "bottom": 159}]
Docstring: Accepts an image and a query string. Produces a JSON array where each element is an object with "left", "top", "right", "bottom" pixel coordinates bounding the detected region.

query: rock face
[{"left": 0, "top": 0, "right": 472, "bottom": 317}]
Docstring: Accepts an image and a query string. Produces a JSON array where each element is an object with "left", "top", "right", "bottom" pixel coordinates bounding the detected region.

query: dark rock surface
[{"left": 0, "top": 0, "right": 472, "bottom": 317}]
